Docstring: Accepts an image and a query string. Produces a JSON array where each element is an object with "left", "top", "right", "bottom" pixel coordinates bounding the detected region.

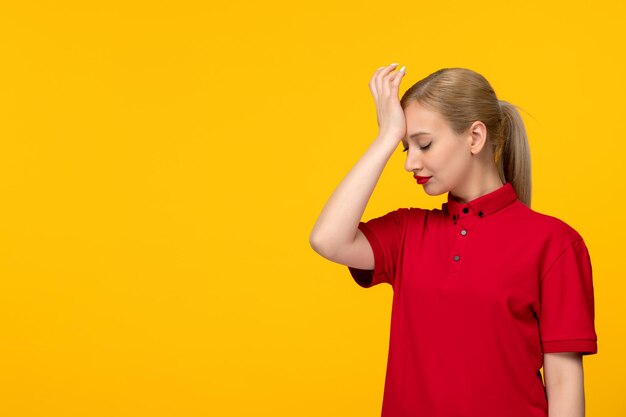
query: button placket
[
  {"left": 448, "top": 203, "right": 481, "bottom": 275},
  {"left": 449, "top": 218, "right": 470, "bottom": 274}
]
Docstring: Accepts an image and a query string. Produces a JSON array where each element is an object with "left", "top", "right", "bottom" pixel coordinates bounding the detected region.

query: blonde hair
[{"left": 400, "top": 68, "right": 532, "bottom": 207}]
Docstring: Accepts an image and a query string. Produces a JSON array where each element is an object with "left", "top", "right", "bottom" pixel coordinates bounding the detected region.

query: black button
[
  {"left": 452, "top": 214, "right": 457, "bottom": 220},
  {"left": 478, "top": 211, "right": 484, "bottom": 217},
  {"left": 462, "top": 208, "right": 469, "bottom": 214}
]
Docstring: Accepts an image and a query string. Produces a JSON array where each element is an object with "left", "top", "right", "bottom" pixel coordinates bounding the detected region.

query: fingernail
[
  {"left": 399, "top": 66, "right": 406, "bottom": 72},
  {"left": 390, "top": 63, "right": 399, "bottom": 66}
]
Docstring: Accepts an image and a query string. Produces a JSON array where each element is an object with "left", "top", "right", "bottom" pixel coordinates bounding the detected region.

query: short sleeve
[
  {"left": 347, "top": 208, "right": 410, "bottom": 289},
  {"left": 539, "top": 237, "right": 598, "bottom": 355}
]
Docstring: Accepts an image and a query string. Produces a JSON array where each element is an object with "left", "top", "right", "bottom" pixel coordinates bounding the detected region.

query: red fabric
[{"left": 347, "top": 182, "right": 597, "bottom": 417}]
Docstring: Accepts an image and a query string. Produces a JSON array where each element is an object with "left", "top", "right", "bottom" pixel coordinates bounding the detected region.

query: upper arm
[
  {"left": 333, "top": 228, "right": 375, "bottom": 270},
  {"left": 346, "top": 209, "right": 411, "bottom": 288},
  {"left": 543, "top": 352, "right": 583, "bottom": 388},
  {"left": 310, "top": 228, "right": 375, "bottom": 270},
  {"left": 539, "top": 237, "right": 598, "bottom": 355},
  {"left": 312, "top": 208, "right": 412, "bottom": 288}
]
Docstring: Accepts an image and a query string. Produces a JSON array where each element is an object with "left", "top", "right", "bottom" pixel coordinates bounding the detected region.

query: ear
[{"left": 468, "top": 121, "right": 488, "bottom": 155}]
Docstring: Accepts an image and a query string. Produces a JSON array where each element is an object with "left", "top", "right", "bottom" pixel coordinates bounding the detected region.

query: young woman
[{"left": 309, "top": 65, "right": 598, "bottom": 417}]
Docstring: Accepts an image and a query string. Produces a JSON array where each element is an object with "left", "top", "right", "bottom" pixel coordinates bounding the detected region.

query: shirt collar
[{"left": 442, "top": 182, "right": 518, "bottom": 222}]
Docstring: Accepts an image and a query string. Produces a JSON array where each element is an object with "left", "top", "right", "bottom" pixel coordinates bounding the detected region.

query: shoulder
[
  {"left": 519, "top": 205, "right": 587, "bottom": 270},
  {"left": 405, "top": 205, "right": 445, "bottom": 223},
  {"left": 370, "top": 206, "right": 443, "bottom": 231},
  {"left": 523, "top": 205, "right": 583, "bottom": 243},
  {"left": 510, "top": 204, "right": 591, "bottom": 279},
  {"left": 384, "top": 206, "right": 432, "bottom": 221}
]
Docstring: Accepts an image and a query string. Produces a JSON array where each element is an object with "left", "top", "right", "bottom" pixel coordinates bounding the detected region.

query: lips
[{"left": 414, "top": 175, "right": 432, "bottom": 185}]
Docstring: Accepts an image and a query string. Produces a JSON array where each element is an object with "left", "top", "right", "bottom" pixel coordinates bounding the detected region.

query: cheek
[
  {"left": 432, "top": 143, "right": 454, "bottom": 164},
  {"left": 437, "top": 145, "right": 469, "bottom": 171}
]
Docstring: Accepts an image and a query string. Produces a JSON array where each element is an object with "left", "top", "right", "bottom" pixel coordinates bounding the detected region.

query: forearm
[
  {"left": 546, "top": 379, "right": 585, "bottom": 417},
  {"left": 309, "top": 135, "right": 397, "bottom": 256}
]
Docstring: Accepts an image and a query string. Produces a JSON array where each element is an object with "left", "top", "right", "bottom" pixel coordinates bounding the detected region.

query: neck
[{"left": 450, "top": 165, "right": 504, "bottom": 204}]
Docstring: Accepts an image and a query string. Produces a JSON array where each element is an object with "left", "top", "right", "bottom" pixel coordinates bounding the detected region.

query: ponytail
[{"left": 496, "top": 100, "right": 532, "bottom": 207}]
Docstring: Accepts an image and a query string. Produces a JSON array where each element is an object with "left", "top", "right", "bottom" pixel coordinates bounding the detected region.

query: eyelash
[{"left": 403, "top": 142, "right": 432, "bottom": 152}]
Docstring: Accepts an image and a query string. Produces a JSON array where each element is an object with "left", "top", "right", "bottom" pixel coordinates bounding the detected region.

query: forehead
[{"left": 404, "top": 101, "right": 450, "bottom": 138}]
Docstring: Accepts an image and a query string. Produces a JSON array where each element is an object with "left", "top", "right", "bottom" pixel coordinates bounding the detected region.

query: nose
[{"left": 404, "top": 148, "right": 423, "bottom": 173}]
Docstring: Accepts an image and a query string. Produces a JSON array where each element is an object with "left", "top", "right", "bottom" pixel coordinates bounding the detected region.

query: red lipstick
[{"left": 414, "top": 175, "right": 432, "bottom": 184}]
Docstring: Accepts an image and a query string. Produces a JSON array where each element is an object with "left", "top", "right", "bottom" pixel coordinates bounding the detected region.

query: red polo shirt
[{"left": 348, "top": 182, "right": 598, "bottom": 417}]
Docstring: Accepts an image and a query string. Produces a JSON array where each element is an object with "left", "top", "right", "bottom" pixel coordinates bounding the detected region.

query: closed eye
[{"left": 403, "top": 142, "right": 432, "bottom": 152}]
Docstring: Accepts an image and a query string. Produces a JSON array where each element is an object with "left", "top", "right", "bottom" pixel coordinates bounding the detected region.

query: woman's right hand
[{"left": 369, "top": 63, "right": 407, "bottom": 143}]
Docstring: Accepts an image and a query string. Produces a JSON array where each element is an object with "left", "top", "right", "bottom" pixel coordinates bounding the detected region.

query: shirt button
[
  {"left": 453, "top": 255, "right": 460, "bottom": 261},
  {"left": 478, "top": 211, "right": 484, "bottom": 217},
  {"left": 462, "top": 208, "right": 469, "bottom": 214},
  {"left": 460, "top": 229, "right": 467, "bottom": 236}
]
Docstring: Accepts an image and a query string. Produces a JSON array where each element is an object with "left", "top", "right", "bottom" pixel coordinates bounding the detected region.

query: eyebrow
[{"left": 406, "top": 131, "right": 432, "bottom": 139}]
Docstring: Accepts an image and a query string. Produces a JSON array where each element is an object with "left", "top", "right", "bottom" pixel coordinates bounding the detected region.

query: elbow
[
  {"left": 309, "top": 233, "right": 334, "bottom": 258},
  {"left": 309, "top": 233, "right": 321, "bottom": 252},
  {"left": 309, "top": 233, "right": 325, "bottom": 253}
]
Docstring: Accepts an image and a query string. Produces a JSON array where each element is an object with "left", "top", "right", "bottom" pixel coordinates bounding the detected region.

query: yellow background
[{"left": 0, "top": 1, "right": 623, "bottom": 415}]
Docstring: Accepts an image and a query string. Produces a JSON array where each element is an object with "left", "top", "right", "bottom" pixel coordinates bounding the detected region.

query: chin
[
  {"left": 421, "top": 182, "right": 449, "bottom": 197},
  {"left": 421, "top": 185, "right": 440, "bottom": 196}
]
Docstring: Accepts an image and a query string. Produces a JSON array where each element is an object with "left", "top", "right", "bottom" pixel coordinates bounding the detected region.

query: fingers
[
  {"left": 376, "top": 63, "right": 398, "bottom": 99},
  {"left": 368, "top": 64, "right": 408, "bottom": 139},
  {"left": 381, "top": 65, "right": 405, "bottom": 98},
  {"left": 370, "top": 64, "right": 396, "bottom": 100},
  {"left": 369, "top": 67, "right": 386, "bottom": 101},
  {"left": 389, "top": 66, "right": 406, "bottom": 92},
  {"left": 370, "top": 63, "right": 405, "bottom": 100}
]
